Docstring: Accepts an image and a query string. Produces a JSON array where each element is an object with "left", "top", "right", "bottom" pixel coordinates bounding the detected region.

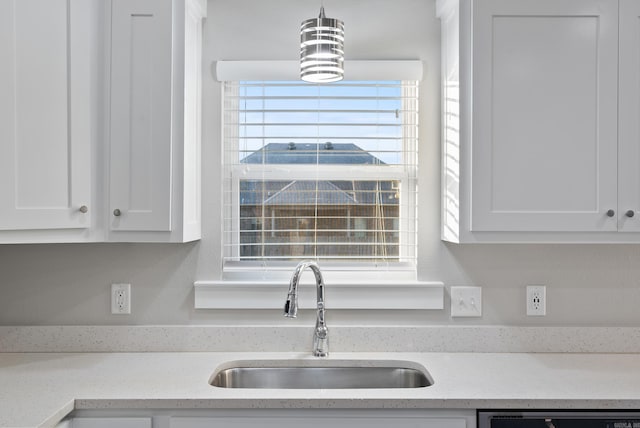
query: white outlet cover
[
  {"left": 450, "top": 286, "right": 482, "bottom": 317},
  {"left": 526, "top": 285, "right": 546, "bottom": 316},
  {"left": 111, "top": 283, "right": 131, "bottom": 315}
]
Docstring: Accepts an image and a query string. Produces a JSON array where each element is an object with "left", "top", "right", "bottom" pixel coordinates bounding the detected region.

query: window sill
[{"left": 194, "top": 280, "right": 444, "bottom": 310}]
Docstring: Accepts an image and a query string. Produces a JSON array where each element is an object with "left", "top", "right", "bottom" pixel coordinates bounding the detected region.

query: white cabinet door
[
  {"left": 71, "top": 417, "right": 151, "bottom": 428},
  {"left": 618, "top": 0, "right": 640, "bottom": 232},
  {"left": 109, "top": 0, "right": 173, "bottom": 232},
  {"left": 471, "top": 0, "right": 618, "bottom": 232},
  {"left": 55, "top": 419, "right": 73, "bottom": 428},
  {"left": 69, "top": 410, "right": 474, "bottom": 428},
  {"left": 0, "top": 0, "right": 92, "bottom": 231},
  {"left": 108, "top": 0, "right": 203, "bottom": 242},
  {"left": 171, "top": 415, "right": 468, "bottom": 428}
]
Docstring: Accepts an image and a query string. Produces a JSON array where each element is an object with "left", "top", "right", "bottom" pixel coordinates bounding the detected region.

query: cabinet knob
[
  {"left": 626, "top": 210, "right": 635, "bottom": 218},
  {"left": 606, "top": 209, "right": 615, "bottom": 217},
  {"left": 113, "top": 209, "right": 121, "bottom": 217},
  {"left": 79, "top": 205, "right": 88, "bottom": 214}
]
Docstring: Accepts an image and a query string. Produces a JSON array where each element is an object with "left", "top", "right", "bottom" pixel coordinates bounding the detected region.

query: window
[{"left": 222, "top": 80, "right": 419, "bottom": 273}]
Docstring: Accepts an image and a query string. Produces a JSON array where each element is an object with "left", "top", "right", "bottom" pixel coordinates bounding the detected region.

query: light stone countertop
[{"left": 1, "top": 351, "right": 640, "bottom": 428}]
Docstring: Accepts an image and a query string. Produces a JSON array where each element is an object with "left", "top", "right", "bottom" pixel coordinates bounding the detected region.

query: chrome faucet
[{"left": 284, "top": 260, "right": 328, "bottom": 357}]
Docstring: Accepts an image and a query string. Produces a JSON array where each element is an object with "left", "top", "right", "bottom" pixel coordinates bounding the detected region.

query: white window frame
[
  {"left": 222, "top": 81, "right": 418, "bottom": 276},
  {"left": 194, "top": 61, "right": 444, "bottom": 310}
]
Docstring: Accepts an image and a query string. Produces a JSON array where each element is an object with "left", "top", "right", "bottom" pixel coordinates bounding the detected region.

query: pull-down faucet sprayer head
[
  {"left": 284, "top": 263, "right": 303, "bottom": 318},
  {"left": 284, "top": 292, "right": 298, "bottom": 318}
]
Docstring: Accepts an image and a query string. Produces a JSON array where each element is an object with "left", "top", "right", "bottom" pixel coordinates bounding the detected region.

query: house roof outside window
[
  {"left": 239, "top": 143, "right": 398, "bottom": 207},
  {"left": 241, "top": 142, "right": 385, "bottom": 165}
]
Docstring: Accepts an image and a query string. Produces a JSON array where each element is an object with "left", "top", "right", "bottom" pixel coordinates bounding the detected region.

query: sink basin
[{"left": 210, "top": 360, "right": 433, "bottom": 389}]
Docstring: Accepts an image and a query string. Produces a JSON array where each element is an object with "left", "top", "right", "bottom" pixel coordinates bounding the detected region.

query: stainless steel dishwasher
[{"left": 478, "top": 411, "right": 640, "bottom": 428}]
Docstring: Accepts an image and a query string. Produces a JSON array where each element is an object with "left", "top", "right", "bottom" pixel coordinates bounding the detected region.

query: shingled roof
[
  {"left": 263, "top": 181, "right": 357, "bottom": 206},
  {"left": 241, "top": 142, "right": 385, "bottom": 165},
  {"left": 240, "top": 143, "right": 397, "bottom": 206}
]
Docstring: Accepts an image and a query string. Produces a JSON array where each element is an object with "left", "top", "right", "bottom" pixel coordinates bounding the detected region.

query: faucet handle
[{"left": 313, "top": 325, "right": 329, "bottom": 357}]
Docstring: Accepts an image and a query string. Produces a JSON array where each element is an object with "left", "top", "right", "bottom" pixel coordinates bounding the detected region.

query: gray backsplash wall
[{"left": 1, "top": 0, "right": 639, "bottom": 327}]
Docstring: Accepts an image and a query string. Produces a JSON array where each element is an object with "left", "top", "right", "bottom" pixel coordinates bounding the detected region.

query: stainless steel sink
[{"left": 210, "top": 360, "right": 433, "bottom": 389}]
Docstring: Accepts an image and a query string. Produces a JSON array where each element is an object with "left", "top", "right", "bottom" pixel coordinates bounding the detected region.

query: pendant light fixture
[{"left": 300, "top": 4, "right": 344, "bottom": 83}]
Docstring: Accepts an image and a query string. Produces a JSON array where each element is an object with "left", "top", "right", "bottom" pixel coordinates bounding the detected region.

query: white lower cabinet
[
  {"left": 171, "top": 414, "right": 469, "bottom": 428},
  {"left": 68, "top": 417, "right": 151, "bottom": 428},
  {"left": 55, "top": 419, "right": 73, "bottom": 428},
  {"left": 67, "top": 410, "right": 476, "bottom": 428}
]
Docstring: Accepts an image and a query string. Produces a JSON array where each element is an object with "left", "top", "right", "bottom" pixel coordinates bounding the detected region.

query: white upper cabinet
[
  {"left": 618, "top": 0, "right": 640, "bottom": 232},
  {"left": 0, "top": 0, "right": 203, "bottom": 244},
  {"left": 472, "top": 0, "right": 618, "bottom": 233},
  {"left": 0, "top": 0, "right": 100, "bottom": 242},
  {"left": 108, "top": 0, "right": 205, "bottom": 242},
  {"left": 439, "top": 0, "right": 640, "bottom": 243},
  {"left": 109, "top": 0, "right": 173, "bottom": 233}
]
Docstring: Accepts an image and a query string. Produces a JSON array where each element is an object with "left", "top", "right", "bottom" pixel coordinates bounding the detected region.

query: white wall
[{"left": 0, "top": 0, "right": 639, "bottom": 327}]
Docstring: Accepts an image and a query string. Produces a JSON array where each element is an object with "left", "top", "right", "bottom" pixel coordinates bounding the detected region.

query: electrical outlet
[
  {"left": 450, "top": 286, "right": 482, "bottom": 317},
  {"left": 526, "top": 285, "right": 546, "bottom": 316},
  {"left": 111, "top": 283, "right": 131, "bottom": 314}
]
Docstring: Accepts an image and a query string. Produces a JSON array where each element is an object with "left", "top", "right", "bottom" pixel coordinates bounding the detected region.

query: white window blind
[{"left": 222, "top": 80, "right": 419, "bottom": 272}]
